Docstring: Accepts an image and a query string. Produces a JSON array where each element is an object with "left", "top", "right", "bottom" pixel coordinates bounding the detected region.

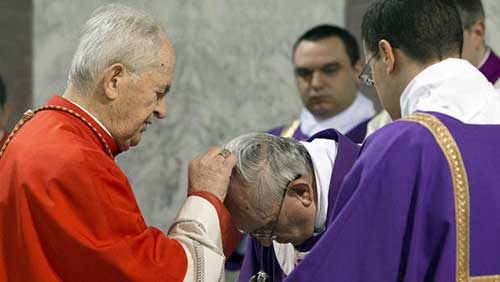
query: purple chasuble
[
  {"left": 268, "top": 118, "right": 371, "bottom": 143},
  {"left": 284, "top": 112, "right": 500, "bottom": 282},
  {"left": 267, "top": 125, "right": 309, "bottom": 141},
  {"left": 479, "top": 50, "right": 500, "bottom": 85},
  {"left": 238, "top": 129, "right": 361, "bottom": 282}
]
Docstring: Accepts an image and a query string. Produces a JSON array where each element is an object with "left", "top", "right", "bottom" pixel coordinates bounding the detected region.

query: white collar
[
  {"left": 400, "top": 58, "right": 500, "bottom": 124},
  {"left": 299, "top": 92, "right": 375, "bottom": 136},
  {"left": 477, "top": 47, "right": 491, "bottom": 69},
  {"left": 67, "top": 99, "right": 113, "bottom": 137},
  {"left": 273, "top": 138, "right": 338, "bottom": 275},
  {"left": 300, "top": 138, "right": 338, "bottom": 232}
]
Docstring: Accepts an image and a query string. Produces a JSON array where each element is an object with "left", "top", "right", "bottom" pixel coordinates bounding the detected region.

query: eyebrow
[
  {"left": 321, "top": 62, "right": 341, "bottom": 68},
  {"left": 295, "top": 61, "right": 341, "bottom": 70},
  {"left": 158, "top": 84, "right": 171, "bottom": 94}
]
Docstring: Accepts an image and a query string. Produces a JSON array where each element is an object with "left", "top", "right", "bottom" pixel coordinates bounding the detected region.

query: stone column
[{"left": 0, "top": 0, "right": 32, "bottom": 131}]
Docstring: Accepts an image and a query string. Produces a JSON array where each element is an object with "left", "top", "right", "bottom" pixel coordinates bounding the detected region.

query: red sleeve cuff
[{"left": 188, "top": 192, "right": 241, "bottom": 257}]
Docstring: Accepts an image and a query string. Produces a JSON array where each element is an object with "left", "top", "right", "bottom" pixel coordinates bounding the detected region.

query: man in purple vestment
[
  {"left": 269, "top": 25, "right": 375, "bottom": 143},
  {"left": 283, "top": 0, "right": 500, "bottom": 281},
  {"left": 457, "top": 0, "right": 500, "bottom": 87},
  {"left": 222, "top": 130, "right": 360, "bottom": 282},
  {"left": 366, "top": 0, "right": 499, "bottom": 138}
]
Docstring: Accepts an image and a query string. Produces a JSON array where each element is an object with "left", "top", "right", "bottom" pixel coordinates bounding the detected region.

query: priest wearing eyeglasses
[{"left": 223, "top": 131, "right": 360, "bottom": 282}]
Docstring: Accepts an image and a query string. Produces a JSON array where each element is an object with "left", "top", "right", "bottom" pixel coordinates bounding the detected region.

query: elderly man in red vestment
[{"left": 0, "top": 4, "right": 239, "bottom": 282}]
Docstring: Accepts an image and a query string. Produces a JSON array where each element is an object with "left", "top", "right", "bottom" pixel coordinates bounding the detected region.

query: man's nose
[
  {"left": 310, "top": 71, "right": 324, "bottom": 90},
  {"left": 154, "top": 96, "right": 168, "bottom": 119}
]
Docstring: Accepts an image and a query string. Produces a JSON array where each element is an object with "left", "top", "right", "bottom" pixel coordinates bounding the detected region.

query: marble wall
[{"left": 33, "top": 0, "right": 345, "bottom": 229}]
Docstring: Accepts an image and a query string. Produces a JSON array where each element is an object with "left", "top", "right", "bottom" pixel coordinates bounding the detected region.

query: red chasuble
[{"left": 0, "top": 96, "right": 236, "bottom": 281}]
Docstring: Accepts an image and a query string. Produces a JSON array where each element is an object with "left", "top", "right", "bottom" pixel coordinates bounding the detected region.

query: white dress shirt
[{"left": 300, "top": 92, "right": 375, "bottom": 136}]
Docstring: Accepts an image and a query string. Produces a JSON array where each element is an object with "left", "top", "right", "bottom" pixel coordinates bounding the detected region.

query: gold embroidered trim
[
  {"left": 280, "top": 119, "right": 301, "bottom": 138},
  {"left": 470, "top": 275, "right": 500, "bottom": 282},
  {"left": 0, "top": 105, "right": 113, "bottom": 159},
  {"left": 401, "top": 113, "right": 470, "bottom": 282}
]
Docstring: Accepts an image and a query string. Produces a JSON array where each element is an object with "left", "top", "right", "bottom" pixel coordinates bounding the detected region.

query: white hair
[
  {"left": 68, "top": 4, "right": 164, "bottom": 91},
  {"left": 225, "top": 133, "right": 314, "bottom": 203}
]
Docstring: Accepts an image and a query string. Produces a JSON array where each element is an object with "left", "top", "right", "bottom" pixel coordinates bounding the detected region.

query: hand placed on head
[{"left": 188, "top": 147, "right": 236, "bottom": 202}]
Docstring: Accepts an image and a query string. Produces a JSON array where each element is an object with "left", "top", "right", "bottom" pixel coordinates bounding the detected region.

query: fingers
[
  {"left": 224, "top": 153, "right": 237, "bottom": 167},
  {"left": 187, "top": 146, "right": 237, "bottom": 202},
  {"left": 206, "top": 146, "right": 224, "bottom": 158},
  {"left": 204, "top": 146, "right": 235, "bottom": 164}
]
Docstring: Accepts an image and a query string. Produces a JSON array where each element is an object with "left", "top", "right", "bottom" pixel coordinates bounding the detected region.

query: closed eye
[
  {"left": 155, "top": 84, "right": 170, "bottom": 101},
  {"left": 295, "top": 68, "right": 313, "bottom": 79},
  {"left": 155, "top": 92, "right": 167, "bottom": 101},
  {"left": 321, "top": 63, "right": 341, "bottom": 75}
]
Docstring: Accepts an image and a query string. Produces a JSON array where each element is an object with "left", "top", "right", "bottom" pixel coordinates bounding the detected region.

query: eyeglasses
[
  {"left": 247, "top": 175, "right": 301, "bottom": 241},
  {"left": 358, "top": 51, "right": 379, "bottom": 87}
]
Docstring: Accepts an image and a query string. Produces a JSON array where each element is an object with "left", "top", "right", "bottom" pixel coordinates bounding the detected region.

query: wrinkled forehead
[
  {"left": 227, "top": 176, "right": 275, "bottom": 231},
  {"left": 159, "top": 34, "right": 176, "bottom": 74}
]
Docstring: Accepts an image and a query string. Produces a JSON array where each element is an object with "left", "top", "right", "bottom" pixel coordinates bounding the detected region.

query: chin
[
  {"left": 129, "top": 133, "right": 143, "bottom": 147},
  {"left": 311, "top": 110, "right": 337, "bottom": 119},
  {"left": 118, "top": 137, "right": 140, "bottom": 152},
  {"left": 118, "top": 142, "right": 131, "bottom": 152},
  {"left": 278, "top": 234, "right": 305, "bottom": 246}
]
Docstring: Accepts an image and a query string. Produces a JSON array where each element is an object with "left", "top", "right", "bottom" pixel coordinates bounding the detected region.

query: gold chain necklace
[{"left": 0, "top": 105, "right": 113, "bottom": 159}]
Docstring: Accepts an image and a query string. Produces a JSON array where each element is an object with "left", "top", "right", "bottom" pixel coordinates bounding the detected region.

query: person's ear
[
  {"left": 353, "top": 58, "right": 364, "bottom": 86},
  {"left": 102, "top": 63, "right": 126, "bottom": 100},
  {"left": 471, "top": 20, "right": 486, "bottom": 49},
  {"left": 378, "top": 39, "right": 396, "bottom": 74},
  {"left": 288, "top": 175, "right": 314, "bottom": 207},
  {"left": 353, "top": 58, "right": 364, "bottom": 75}
]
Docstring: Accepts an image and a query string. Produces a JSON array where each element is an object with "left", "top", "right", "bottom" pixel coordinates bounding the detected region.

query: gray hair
[
  {"left": 454, "top": 0, "right": 485, "bottom": 29},
  {"left": 225, "top": 133, "right": 314, "bottom": 203},
  {"left": 68, "top": 4, "right": 164, "bottom": 91}
]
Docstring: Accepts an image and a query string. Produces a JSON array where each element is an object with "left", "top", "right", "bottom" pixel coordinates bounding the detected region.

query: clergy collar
[
  {"left": 47, "top": 96, "right": 120, "bottom": 156},
  {"left": 477, "top": 47, "right": 491, "bottom": 70},
  {"left": 400, "top": 58, "right": 500, "bottom": 125},
  {"left": 300, "top": 138, "right": 338, "bottom": 234},
  {"left": 299, "top": 92, "right": 375, "bottom": 137}
]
